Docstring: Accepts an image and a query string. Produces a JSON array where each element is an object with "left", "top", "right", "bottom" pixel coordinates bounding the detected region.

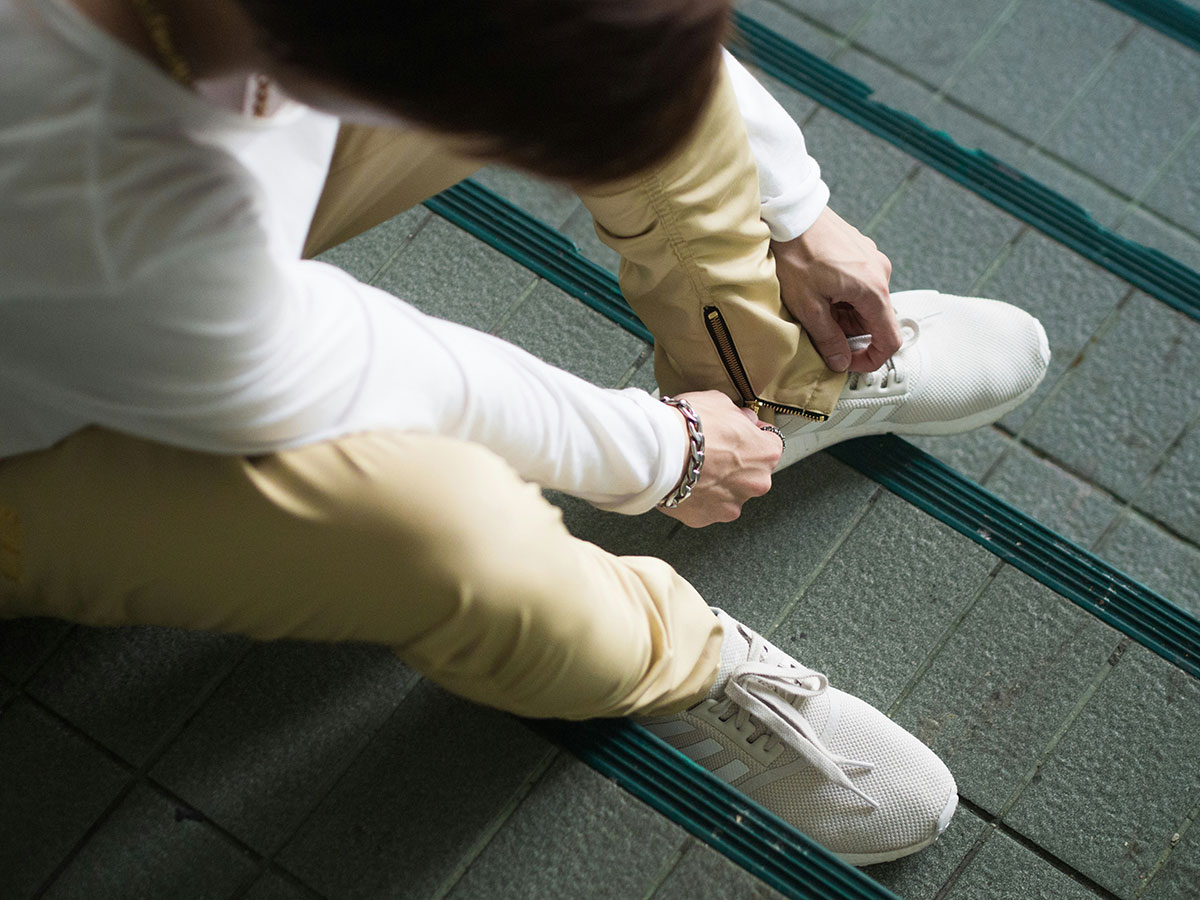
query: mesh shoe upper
[{"left": 641, "top": 610, "right": 957, "bottom": 865}]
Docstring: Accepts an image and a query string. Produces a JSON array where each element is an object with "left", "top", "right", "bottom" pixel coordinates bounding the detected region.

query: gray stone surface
[
  {"left": 496, "top": 280, "right": 647, "bottom": 386},
  {"left": 1143, "top": 821, "right": 1200, "bottom": 900},
  {"left": 774, "top": 0, "right": 878, "bottom": 36},
  {"left": 372, "top": 217, "right": 537, "bottom": 332},
  {"left": 870, "top": 806, "right": 990, "bottom": 900},
  {"left": 650, "top": 841, "right": 788, "bottom": 900},
  {"left": 40, "top": 783, "right": 257, "bottom": 900},
  {"left": 0, "top": 698, "right": 129, "bottom": 900},
  {"left": 980, "top": 442, "right": 1123, "bottom": 548},
  {"left": 445, "top": 755, "right": 686, "bottom": 900},
  {"left": 472, "top": 166, "right": 579, "bottom": 230},
  {"left": 558, "top": 205, "right": 621, "bottom": 276},
  {"left": 772, "top": 491, "right": 999, "bottom": 708},
  {"left": 26, "top": 626, "right": 245, "bottom": 766},
  {"left": 1097, "top": 511, "right": 1200, "bottom": 617},
  {"left": 908, "top": 426, "right": 1014, "bottom": 484},
  {"left": 942, "top": 0, "right": 1132, "bottom": 144},
  {"left": 890, "top": 568, "right": 1120, "bottom": 814},
  {"left": 851, "top": 0, "right": 1011, "bottom": 89},
  {"left": 942, "top": 826, "right": 1102, "bottom": 900},
  {"left": 1117, "top": 207, "right": 1200, "bottom": 272},
  {"left": 1004, "top": 644, "right": 1200, "bottom": 898},
  {"left": 0, "top": 617, "right": 70, "bottom": 684},
  {"left": 315, "top": 207, "right": 432, "bottom": 284},
  {"left": 1020, "top": 293, "right": 1200, "bottom": 502},
  {"left": 870, "top": 170, "right": 1023, "bottom": 295},
  {"left": 737, "top": 1, "right": 841, "bottom": 60},
  {"left": 974, "top": 229, "right": 1131, "bottom": 433},
  {"left": 1136, "top": 419, "right": 1200, "bottom": 544},
  {"left": 276, "top": 681, "right": 554, "bottom": 900},
  {"left": 1142, "top": 129, "right": 1200, "bottom": 238},
  {"left": 1039, "top": 29, "right": 1200, "bottom": 199},
  {"left": 151, "top": 642, "right": 418, "bottom": 855},
  {"left": 1017, "top": 150, "right": 1131, "bottom": 227},
  {"left": 240, "top": 873, "right": 319, "bottom": 900},
  {"left": 798, "top": 109, "right": 916, "bottom": 229}
]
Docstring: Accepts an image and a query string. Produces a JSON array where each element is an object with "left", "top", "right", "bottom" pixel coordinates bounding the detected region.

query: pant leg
[
  {"left": 576, "top": 67, "right": 847, "bottom": 422},
  {"left": 0, "top": 428, "right": 720, "bottom": 719},
  {"left": 303, "top": 124, "right": 483, "bottom": 259}
]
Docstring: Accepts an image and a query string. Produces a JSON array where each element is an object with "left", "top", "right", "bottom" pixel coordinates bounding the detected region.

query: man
[{"left": 0, "top": 0, "right": 1048, "bottom": 866}]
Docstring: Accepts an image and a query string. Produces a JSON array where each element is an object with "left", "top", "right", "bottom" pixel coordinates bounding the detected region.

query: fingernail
[{"left": 828, "top": 354, "right": 849, "bottom": 372}]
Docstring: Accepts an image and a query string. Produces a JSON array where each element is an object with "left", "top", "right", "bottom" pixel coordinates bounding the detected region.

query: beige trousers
[{"left": 0, "top": 69, "right": 840, "bottom": 719}]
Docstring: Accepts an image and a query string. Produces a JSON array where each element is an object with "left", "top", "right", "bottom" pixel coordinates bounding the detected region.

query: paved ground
[{"left": 2, "top": 1, "right": 1198, "bottom": 898}]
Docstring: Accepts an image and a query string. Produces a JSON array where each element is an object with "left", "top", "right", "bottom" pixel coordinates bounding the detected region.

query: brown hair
[{"left": 239, "top": 0, "right": 731, "bottom": 183}]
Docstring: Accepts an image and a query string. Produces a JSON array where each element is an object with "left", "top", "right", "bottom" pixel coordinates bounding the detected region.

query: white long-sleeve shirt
[{"left": 0, "top": 0, "right": 829, "bottom": 514}]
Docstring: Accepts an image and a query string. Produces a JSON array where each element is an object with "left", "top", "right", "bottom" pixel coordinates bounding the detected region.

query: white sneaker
[
  {"left": 639, "top": 610, "right": 957, "bottom": 866},
  {"left": 775, "top": 290, "right": 1050, "bottom": 469}
]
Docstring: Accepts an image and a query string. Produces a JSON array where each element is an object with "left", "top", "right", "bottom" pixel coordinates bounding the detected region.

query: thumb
[{"left": 801, "top": 300, "right": 853, "bottom": 373}]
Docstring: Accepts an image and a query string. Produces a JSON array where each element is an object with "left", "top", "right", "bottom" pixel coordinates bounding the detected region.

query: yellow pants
[{"left": 0, "top": 69, "right": 840, "bottom": 719}]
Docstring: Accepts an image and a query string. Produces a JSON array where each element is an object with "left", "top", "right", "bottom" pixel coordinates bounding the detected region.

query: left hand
[{"left": 771, "top": 206, "right": 901, "bottom": 373}]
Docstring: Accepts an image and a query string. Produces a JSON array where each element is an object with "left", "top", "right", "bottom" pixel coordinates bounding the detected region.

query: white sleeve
[
  {"left": 723, "top": 49, "right": 830, "bottom": 241},
  {"left": 6, "top": 234, "right": 685, "bottom": 515}
]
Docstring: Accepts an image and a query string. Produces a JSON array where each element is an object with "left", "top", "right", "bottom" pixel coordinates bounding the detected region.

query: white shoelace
[
  {"left": 716, "top": 632, "right": 880, "bottom": 808},
  {"left": 845, "top": 318, "right": 919, "bottom": 392}
]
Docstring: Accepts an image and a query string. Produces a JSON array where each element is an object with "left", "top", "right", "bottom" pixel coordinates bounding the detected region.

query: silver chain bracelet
[{"left": 657, "top": 396, "right": 705, "bottom": 509}]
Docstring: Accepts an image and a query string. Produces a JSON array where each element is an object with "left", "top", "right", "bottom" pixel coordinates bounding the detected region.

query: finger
[
  {"left": 757, "top": 424, "right": 785, "bottom": 467},
  {"left": 844, "top": 291, "right": 902, "bottom": 373},
  {"left": 795, "top": 295, "right": 854, "bottom": 372},
  {"left": 739, "top": 406, "right": 759, "bottom": 425}
]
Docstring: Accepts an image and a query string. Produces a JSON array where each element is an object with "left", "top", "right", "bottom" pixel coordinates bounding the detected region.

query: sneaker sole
[
  {"left": 836, "top": 788, "right": 959, "bottom": 867},
  {"left": 778, "top": 319, "right": 1049, "bottom": 469}
]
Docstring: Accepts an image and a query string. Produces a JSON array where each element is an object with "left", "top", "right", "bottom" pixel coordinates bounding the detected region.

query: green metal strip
[
  {"left": 423, "top": 179, "right": 1200, "bottom": 681},
  {"left": 728, "top": 13, "right": 1200, "bottom": 323},
  {"left": 1097, "top": 0, "right": 1200, "bottom": 55},
  {"left": 528, "top": 717, "right": 904, "bottom": 900}
]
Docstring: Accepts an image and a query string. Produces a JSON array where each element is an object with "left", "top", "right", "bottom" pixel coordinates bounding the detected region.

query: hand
[
  {"left": 771, "top": 206, "right": 901, "bottom": 373},
  {"left": 658, "top": 391, "right": 783, "bottom": 528}
]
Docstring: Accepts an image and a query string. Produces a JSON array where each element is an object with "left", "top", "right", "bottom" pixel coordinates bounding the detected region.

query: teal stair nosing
[
  {"left": 1097, "top": 0, "right": 1200, "bottom": 54},
  {"left": 422, "top": 178, "right": 1200, "bottom": 682},
  {"left": 728, "top": 13, "right": 1200, "bottom": 323}
]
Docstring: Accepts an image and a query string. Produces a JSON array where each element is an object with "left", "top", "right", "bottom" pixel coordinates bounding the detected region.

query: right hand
[{"left": 658, "top": 390, "right": 783, "bottom": 528}]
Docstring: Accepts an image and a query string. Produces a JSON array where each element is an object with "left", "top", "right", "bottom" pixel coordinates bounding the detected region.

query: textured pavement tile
[
  {"left": 471, "top": 165, "right": 579, "bottom": 230},
  {"left": 0, "top": 617, "right": 70, "bottom": 684},
  {"left": 974, "top": 229, "right": 1130, "bottom": 433},
  {"left": 1039, "top": 29, "right": 1200, "bottom": 199},
  {"left": 558, "top": 204, "right": 621, "bottom": 275},
  {"left": 771, "top": 491, "right": 998, "bottom": 709},
  {"left": 40, "top": 783, "right": 257, "bottom": 900},
  {"left": 314, "top": 206, "right": 431, "bottom": 284},
  {"left": 496, "top": 280, "right": 647, "bottom": 386},
  {"left": 773, "top": 0, "right": 877, "bottom": 36},
  {"left": 942, "top": 826, "right": 1101, "bottom": 900},
  {"left": 664, "top": 452, "right": 881, "bottom": 635},
  {"left": 0, "top": 698, "right": 129, "bottom": 900},
  {"left": 1135, "top": 419, "right": 1200, "bottom": 545},
  {"left": 1117, "top": 207, "right": 1200, "bottom": 272},
  {"left": 240, "top": 873, "right": 317, "bottom": 900},
  {"left": 851, "top": 0, "right": 1011, "bottom": 89},
  {"left": 979, "top": 442, "right": 1123, "bottom": 548},
  {"left": 1096, "top": 511, "right": 1200, "bottom": 617},
  {"left": 1142, "top": 822, "right": 1200, "bottom": 900},
  {"left": 151, "top": 642, "right": 417, "bottom": 855},
  {"left": 908, "top": 426, "right": 1015, "bottom": 483},
  {"left": 650, "top": 840, "right": 787, "bottom": 900},
  {"left": 1017, "top": 150, "right": 1131, "bottom": 227},
  {"left": 276, "top": 680, "right": 553, "bottom": 900},
  {"left": 890, "top": 568, "right": 1120, "bottom": 814},
  {"left": 1004, "top": 644, "right": 1200, "bottom": 898},
  {"left": 798, "top": 109, "right": 916, "bottom": 229},
  {"left": 941, "top": 0, "right": 1132, "bottom": 144},
  {"left": 26, "top": 625, "right": 246, "bottom": 766},
  {"left": 1020, "top": 293, "right": 1200, "bottom": 502},
  {"left": 869, "top": 806, "right": 990, "bottom": 900},
  {"left": 1141, "top": 129, "right": 1200, "bottom": 238},
  {"left": 445, "top": 755, "right": 686, "bottom": 900},
  {"left": 871, "top": 170, "right": 1023, "bottom": 295},
  {"left": 372, "top": 217, "right": 537, "bottom": 332},
  {"left": 737, "top": 0, "right": 841, "bottom": 60},
  {"left": 828, "top": 48, "right": 938, "bottom": 120}
]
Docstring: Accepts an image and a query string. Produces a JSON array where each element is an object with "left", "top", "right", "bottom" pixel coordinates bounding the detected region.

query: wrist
[{"left": 657, "top": 396, "right": 705, "bottom": 509}]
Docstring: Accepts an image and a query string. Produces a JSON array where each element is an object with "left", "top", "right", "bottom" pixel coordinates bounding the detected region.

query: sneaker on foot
[
  {"left": 639, "top": 610, "right": 957, "bottom": 866},
  {"left": 776, "top": 290, "right": 1050, "bottom": 469}
]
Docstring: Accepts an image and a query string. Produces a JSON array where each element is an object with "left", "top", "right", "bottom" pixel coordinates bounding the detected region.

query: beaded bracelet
[{"left": 657, "top": 396, "right": 705, "bottom": 509}]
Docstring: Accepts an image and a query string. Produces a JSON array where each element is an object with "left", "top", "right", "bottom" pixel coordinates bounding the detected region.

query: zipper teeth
[{"left": 703, "top": 306, "right": 827, "bottom": 421}]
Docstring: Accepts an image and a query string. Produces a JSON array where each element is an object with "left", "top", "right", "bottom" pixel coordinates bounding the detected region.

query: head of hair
[{"left": 238, "top": 0, "right": 732, "bottom": 183}]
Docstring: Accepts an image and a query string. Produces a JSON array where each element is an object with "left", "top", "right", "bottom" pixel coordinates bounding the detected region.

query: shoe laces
[
  {"left": 846, "top": 318, "right": 919, "bottom": 392},
  {"left": 714, "top": 632, "right": 879, "bottom": 808}
]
